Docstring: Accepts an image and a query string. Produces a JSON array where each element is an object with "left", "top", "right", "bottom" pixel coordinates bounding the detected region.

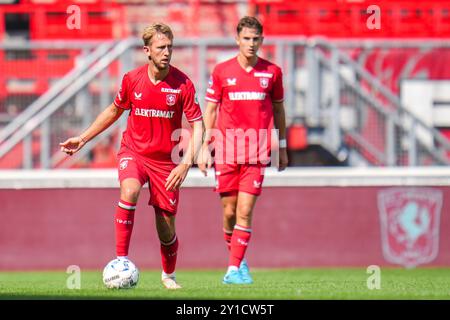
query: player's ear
[{"left": 143, "top": 46, "right": 152, "bottom": 60}]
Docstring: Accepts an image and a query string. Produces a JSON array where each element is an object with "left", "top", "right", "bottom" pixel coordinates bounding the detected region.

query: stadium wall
[{"left": 0, "top": 168, "right": 449, "bottom": 270}]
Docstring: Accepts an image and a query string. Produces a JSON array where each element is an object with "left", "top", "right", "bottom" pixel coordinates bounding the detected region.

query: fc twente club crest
[
  {"left": 259, "top": 77, "right": 269, "bottom": 88},
  {"left": 377, "top": 188, "right": 443, "bottom": 268},
  {"left": 166, "top": 94, "right": 176, "bottom": 106}
]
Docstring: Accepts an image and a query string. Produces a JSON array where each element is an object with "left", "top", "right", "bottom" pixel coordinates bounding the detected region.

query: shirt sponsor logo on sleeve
[{"left": 117, "top": 85, "right": 123, "bottom": 101}]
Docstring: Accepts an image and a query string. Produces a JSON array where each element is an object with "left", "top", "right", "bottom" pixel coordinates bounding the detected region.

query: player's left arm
[
  {"left": 165, "top": 79, "right": 204, "bottom": 191},
  {"left": 272, "top": 100, "right": 289, "bottom": 171},
  {"left": 183, "top": 119, "right": 204, "bottom": 167},
  {"left": 165, "top": 120, "right": 204, "bottom": 191}
]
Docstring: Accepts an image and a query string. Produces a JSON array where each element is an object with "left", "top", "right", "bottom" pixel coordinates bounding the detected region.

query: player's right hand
[
  {"left": 59, "top": 136, "right": 86, "bottom": 156},
  {"left": 197, "top": 145, "right": 213, "bottom": 176}
]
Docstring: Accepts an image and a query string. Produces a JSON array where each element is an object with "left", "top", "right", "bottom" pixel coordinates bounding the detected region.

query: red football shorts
[
  {"left": 214, "top": 163, "right": 266, "bottom": 196},
  {"left": 117, "top": 148, "right": 179, "bottom": 214}
]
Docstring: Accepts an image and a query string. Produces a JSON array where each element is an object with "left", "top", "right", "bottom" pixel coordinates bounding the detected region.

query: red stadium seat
[
  {"left": 250, "top": 0, "right": 450, "bottom": 38},
  {"left": 287, "top": 123, "right": 308, "bottom": 151}
]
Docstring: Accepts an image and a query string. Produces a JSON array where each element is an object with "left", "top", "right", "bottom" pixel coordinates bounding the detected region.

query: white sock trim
[
  {"left": 223, "top": 228, "right": 233, "bottom": 235},
  {"left": 162, "top": 271, "right": 176, "bottom": 280},
  {"left": 118, "top": 201, "right": 136, "bottom": 210},
  {"left": 234, "top": 224, "right": 252, "bottom": 233},
  {"left": 227, "top": 266, "right": 239, "bottom": 273},
  {"left": 161, "top": 234, "right": 177, "bottom": 246}
]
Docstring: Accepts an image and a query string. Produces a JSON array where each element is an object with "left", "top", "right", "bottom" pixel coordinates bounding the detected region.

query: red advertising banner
[{"left": 0, "top": 186, "right": 448, "bottom": 270}]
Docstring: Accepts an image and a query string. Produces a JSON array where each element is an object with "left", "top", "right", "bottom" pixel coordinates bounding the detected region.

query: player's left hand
[
  {"left": 278, "top": 148, "right": 288, "bottom": 171},
  {"left": 165, "top": 163, "right": 191, "bottom": 191},
  {"left": 197, "top": 145, "right": 213, "bottom": 176}
]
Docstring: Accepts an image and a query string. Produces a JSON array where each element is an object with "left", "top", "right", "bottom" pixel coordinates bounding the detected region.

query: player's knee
[
  {"left": 222, "top": 203, "right": 237, "bottom": 219},
  {"left": 222, "top": 199, "right": 237, "bottom": 212},
  {"left": 223, "top": 210, "right": 236, "bottom": 222},
  {"left": 236, "top": 214, "right": 252, "bottom": 228},
  {"left": 158, "top": 228, "right": 175, "bottom": 243},
  {"left": 237, "top": 203, "right": 253, "bottom": 219},
  {"left": 120, "top": 187, "right": 140, "bottom": 203}
]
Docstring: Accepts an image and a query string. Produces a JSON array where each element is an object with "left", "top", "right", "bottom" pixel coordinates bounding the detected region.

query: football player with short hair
[
  {"left": 199, "top": 16, "right": 288, "bottom": 284},
  {"left": 60, "top": 23, "right": 203, "bottom": 289}
]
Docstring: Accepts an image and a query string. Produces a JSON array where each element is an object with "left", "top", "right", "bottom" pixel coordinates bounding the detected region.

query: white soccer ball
[{"left": 102, "top": 258, "right": 139, "bottom": 289}]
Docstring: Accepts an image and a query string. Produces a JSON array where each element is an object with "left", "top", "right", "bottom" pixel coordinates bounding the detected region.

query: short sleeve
[
  {"left": 113, "top": 73, "right": 131, "bottom": 110},
  {"left": 205, "top": 67, "right": 222, "bottom": 103},
  {"left": 271, "top": 67, "right": 284, "bottom": 102},
  {"left": 182, "top": 80, "right": 203, "bottom": 122}
]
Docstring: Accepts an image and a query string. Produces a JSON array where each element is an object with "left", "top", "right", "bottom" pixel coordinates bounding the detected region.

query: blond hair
[{"left": 142, "top": 23, "right": 174, "bottom": 46}]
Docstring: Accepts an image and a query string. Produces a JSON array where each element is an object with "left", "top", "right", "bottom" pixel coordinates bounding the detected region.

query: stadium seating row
[{"left": 250, "top": 0, "right": 450, "bottom": 38}]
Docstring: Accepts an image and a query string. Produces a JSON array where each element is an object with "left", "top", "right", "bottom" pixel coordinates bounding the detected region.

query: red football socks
[
  {"left": 223, "top": 228, "right": 233, "bottom": 251},
  {"left": 115, "top": 200, "right": 136, "bottom": 257},
  {"left": 160, "top": 234, "right": 179, "bottom": 274},
  {"left": 229, "top": 224, "right": 252, "bottom": 267}
]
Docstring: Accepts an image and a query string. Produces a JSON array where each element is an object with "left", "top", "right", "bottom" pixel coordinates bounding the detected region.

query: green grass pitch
[{"left": 1, "top": 268, "right": 450, "bottom": 300}]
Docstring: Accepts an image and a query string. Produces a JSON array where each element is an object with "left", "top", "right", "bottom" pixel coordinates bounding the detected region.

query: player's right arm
[
  {"left": 59, "top": 103, "right": 124, "bottom": 156},
  {"left": 197, "top": 100, "right": 218, "bottom": 175}
]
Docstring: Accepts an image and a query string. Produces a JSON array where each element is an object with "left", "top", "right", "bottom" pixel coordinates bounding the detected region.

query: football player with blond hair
[{"left": 60, "top": 23, "right": 203, "bottom": 289}]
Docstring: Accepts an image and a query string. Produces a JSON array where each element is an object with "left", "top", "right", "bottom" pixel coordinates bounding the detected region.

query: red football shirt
[
  {"left": 114, "top": 65, "right": 202, "bottom": 162},
  {"left": 205, "top": 57, "right": 284, "bottom": 164}
]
